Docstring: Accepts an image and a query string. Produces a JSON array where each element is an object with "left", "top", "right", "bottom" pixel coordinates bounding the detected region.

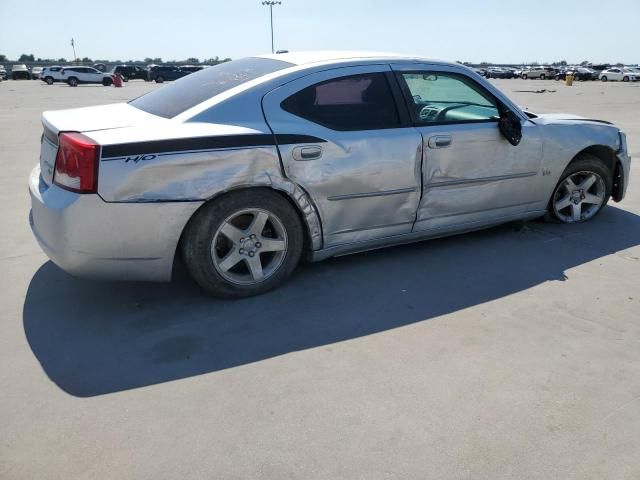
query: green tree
[
  {"left": 19, "top": 53, "right": 35, "bottom": 62},
  {"left": 0, "top": 54, "right": 7, "bottom": 62},
  {"left": 186, "top": 57, "right": 200, "bottom": 64},
  {"left": 57, "top": 58, "right": 67, "bottom": 63}
]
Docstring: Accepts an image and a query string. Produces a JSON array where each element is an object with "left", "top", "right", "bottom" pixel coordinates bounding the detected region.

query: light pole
[{"left": 261, "top": 1, "right": 281, "bottom": 54}]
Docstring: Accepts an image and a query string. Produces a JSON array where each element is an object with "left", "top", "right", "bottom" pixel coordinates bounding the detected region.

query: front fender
[{"left": 536, "top": 119, "right": 622, "bottom": 200}]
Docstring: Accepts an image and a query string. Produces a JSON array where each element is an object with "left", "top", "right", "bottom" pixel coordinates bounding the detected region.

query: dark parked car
[
  {"left": 147, "top": 65, "right": 190, "bottom": 83},
  {"left": 11, "top": 64, "right": 31, "bottom": 80},
  {"left": 555, "top": 68, "right": 597, "bottom": 81},
  {"left": 111, "top": 65, "right": 148, "bottom": 81},
  {"left": 179, "top": 65, "right": 206, "bottom": 73},
  {"left": 485, "top": 67, "right": 514, "bottom": 79}
]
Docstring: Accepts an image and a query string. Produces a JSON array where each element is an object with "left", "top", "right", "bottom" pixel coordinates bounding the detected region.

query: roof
[{"left": 257, "top": 50, "right": 444, "bottom": 66}]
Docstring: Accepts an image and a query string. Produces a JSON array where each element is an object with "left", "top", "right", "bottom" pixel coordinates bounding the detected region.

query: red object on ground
[{"left": 113, "top": 74, "right": 122, "bottom": 88}]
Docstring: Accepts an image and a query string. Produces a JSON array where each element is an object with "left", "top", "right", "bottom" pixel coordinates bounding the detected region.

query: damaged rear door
[{"left": 262, "top": 65, "right": 423, "bottom": 248}]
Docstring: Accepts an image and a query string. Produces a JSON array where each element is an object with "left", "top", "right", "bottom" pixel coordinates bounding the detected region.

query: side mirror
[{"left": 498, "top": 110, "right": 522, "bottom": 146}]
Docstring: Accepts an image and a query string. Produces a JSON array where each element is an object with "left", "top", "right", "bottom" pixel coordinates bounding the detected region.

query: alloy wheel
[
  {"left": 552, "top": 171, "right": 606, "bottom": 223},
  {"left": 211, "top": 208, "right": 288, "bottom": 285}
]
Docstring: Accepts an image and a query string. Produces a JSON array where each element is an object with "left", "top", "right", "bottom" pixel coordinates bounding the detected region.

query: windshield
[{"left": 130, "top": 57, "right": 294, "bottom": 119}]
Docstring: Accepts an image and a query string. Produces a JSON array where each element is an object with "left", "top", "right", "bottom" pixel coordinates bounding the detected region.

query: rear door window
[{"left": 281, "top": 73, "right": 400, "bottom": 131}]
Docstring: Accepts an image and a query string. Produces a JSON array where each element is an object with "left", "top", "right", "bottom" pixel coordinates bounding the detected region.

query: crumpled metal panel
[{"left": 98, "top": 145, "right": 323, "bottom": 250}]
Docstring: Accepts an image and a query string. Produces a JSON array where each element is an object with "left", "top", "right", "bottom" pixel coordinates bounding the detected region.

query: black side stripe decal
[{"left": 101, "top": 134, "right": 326, "bottom": 159}]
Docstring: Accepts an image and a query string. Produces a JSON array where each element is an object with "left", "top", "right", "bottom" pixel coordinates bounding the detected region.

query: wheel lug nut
[
  {"left": 239, "top": 248, "right": 245, "bottom": 254},
  {"left": 256, "top": 242, "right": 262, "bottom": 248},
  {"left": 248, "top": 251, "right": 255, "bottom": 257},
  {"left": 250, "top": 234, "right": 256, "bottom": 239}
]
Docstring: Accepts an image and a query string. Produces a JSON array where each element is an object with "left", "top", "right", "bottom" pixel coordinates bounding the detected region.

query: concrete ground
[{"left": 1, "top": 78, "right": 639, "bottom": 479}]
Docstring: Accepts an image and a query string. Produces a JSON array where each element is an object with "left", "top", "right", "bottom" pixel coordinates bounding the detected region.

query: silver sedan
[{"left": 29, "top": 52, "right": 631, "bottom": 297}]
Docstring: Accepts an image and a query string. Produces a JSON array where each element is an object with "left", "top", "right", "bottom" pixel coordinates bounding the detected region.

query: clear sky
[{"left": 1, "top": 0, "right": 638, "bottom": 64}]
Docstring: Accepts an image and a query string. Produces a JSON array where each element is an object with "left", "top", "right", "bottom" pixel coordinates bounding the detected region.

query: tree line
[{"left": 0, "top": 54, "right": 232, "bottom": 65}]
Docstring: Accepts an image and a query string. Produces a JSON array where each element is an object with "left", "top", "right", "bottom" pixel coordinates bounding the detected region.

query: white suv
[
  {"left": 60, "top": 66, "right": 114, "bottom": 86},
  {"left": 40, "top": 66, "right": 66, "bottom": 85},
  {"left": 520, "top": 67, "right": 547, "bottom": 79}
]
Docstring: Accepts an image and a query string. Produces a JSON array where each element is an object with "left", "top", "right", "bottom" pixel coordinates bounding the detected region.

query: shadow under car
[{"left": 23, "top": 206, "right": 640, "bottom": 397}]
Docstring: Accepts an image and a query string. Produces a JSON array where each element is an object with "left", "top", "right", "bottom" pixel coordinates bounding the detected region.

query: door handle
[
  {"left": 427, "top": 135, "right": 452, "bottom": 149},
  {"left": 292, "top": 145, "right": 323, "bottom": 161}
]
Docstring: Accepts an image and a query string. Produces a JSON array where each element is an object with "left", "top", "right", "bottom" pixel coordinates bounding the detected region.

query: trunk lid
[{"left": 39, "top": 103, "right": 166, "bottom": 186}]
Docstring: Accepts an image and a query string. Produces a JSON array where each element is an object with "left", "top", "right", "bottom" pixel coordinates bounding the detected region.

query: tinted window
[
  {"left": 281, "top": 73, "right": 400, "bottom": 131},
  {"left": 131, "top": 57, "right": 293, "bottom": 118},
  {"left": 398, "top": 72, "right": 499, "bottom": 124}
]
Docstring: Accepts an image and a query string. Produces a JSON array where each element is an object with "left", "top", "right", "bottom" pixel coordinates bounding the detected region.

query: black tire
[
  {"left": 547, "top": 154, "right": 612, "bottom": 223},
  {"left": 522, "top": 74, "right": 527, "bottom": 80},
  {"left": 623, "top": 76, "right": 629, "bottom": 82},
  {"left": 68, "top": 77, "right": 78, "bottom": 87},
  {"left": 155, "top": 76, "right": 164, "bottom": 83},
  {"left": 45, "top": 77, "right": 54, "bottom": 85},
  {"left": 540, "top": 74, "right": 546, "bottom": 80},
  {"left": 601, "top": 76, "right": 607, "bottom": 82},
  {"left": 182, "top": 189, "right": 304, "bottom": 297},
  {"left": 102, "top": 77, "right": 113, "bottom": 86}
]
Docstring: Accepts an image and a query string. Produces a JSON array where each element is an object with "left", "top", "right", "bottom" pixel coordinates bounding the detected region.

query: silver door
[
  {"left": 262, "top": 65, "right": 423, "bottom": 248},
  {"left": 392, "top": 65, "right": 543, "bottom": 232}
]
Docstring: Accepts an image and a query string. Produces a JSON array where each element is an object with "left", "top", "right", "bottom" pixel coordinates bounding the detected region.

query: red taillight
[{"left": 53, "top": 132, "right": 99, "bottom": 193}]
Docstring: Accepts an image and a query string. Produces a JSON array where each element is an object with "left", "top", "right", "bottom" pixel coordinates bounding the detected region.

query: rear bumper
[{"left": 29, "top": 166, "right": 202, "bottom": 282}]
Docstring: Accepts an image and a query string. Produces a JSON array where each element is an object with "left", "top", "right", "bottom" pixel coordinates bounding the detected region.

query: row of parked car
[
  {"left": 475, "top": 65, "right": 639, "bottom": 82},
  {"left": 0, "top": 63, "right": 207, "bottom": 85}
]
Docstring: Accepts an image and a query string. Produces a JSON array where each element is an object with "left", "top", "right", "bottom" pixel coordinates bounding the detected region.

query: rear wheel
[
  {"left": 183, "top": 189, "right": 304, "bottom": 297},
  {"left": 68, "top": 77, "right": 78, "bottom": 87},
  {"left": 155, "top": 75, "right": 164, "bottom": 83},
  {"left": 540, "top": 73, "right": 546, "bottom": 80},
  {"left": 547, "top": 155, "right": 611, "bottom": 223},
  {"left": 522, "top": 74, "right": 528, "bottom": 80}
]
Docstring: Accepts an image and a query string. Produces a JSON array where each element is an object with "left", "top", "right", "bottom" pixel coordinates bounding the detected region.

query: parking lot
[{"left": 1, "top": 78, "right": 639, "bottom": 479}]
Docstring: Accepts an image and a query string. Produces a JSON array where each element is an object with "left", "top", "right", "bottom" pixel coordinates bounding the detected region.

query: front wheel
[
  {"left": 68, "top": 77, "right": 78, "bottom": 87},
  {"left": 102, "top": 77, "right": 113, "bottom": 86},
  {"left": 623, "top": 76, "right": 629, "bottom": 82},
  {"left": 155, "top": 76, "right": 164, "bottom": 83},
  {"left": 548, "top": 156, "right": 611, "bottom": 223},
  {"left": 522, "top": 74, "right": 527, "bottom": 80},
  {"left": 540, "top": 74, "right": 546, "bottom": 80},
  {"left": 45, "top": 77, "right": 54, "bottom": 85},
  {"left": 183, "top": 189, "right": 304, "bottom": 297},
  {"left": 601, "top": 76, "right": 607, "bottom": 82}
]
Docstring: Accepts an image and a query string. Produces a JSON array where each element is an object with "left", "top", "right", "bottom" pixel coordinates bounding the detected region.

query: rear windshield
[{"left": 129, "top": 57, "right": 294, "bottom": 119}]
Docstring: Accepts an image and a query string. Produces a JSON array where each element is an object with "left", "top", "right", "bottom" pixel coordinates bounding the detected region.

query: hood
[
  {"left": 42, "top": 103, "right": 165, "bottom": 134},
  {"left": 529, "top": 112, "right": 615, "bottom": 127}
]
